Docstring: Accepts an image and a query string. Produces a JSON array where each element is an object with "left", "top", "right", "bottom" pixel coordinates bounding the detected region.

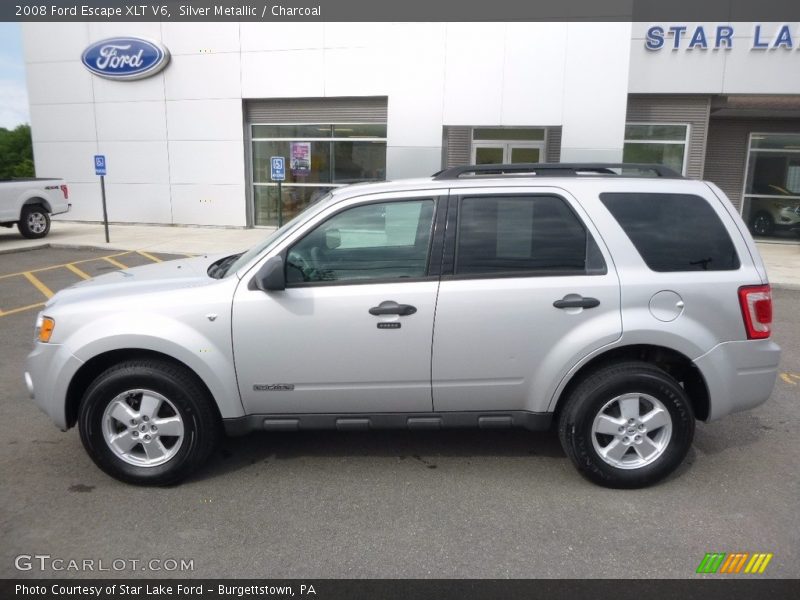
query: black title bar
[
  {"left": 3, "top": 579, "right": 800, "bottom": 600},
  {"left": 4, "top": 0, "right": 800, "bottom": 22}
]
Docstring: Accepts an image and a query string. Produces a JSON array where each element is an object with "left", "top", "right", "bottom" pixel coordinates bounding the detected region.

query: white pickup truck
[{"left": 0, "top": 178, "right": 70, "bottom": 239}]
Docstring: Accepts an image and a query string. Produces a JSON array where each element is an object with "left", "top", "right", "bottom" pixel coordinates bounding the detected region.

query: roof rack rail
[{"left": 431, "top": 163, "right": 684, "bottom": 180}]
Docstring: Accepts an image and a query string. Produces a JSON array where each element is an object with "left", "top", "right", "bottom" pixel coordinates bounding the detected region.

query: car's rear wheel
[
  {"left": 558, "top": 361, "right": 695, "bottom": 488},
  {"left": 18, "top": 204, "right": 51, "bottom": 239},
  {"left": 78, "top": 360, "right": 220, "bottom": 485}
]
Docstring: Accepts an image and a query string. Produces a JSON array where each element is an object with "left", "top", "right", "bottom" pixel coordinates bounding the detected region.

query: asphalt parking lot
[{"left": 0, "top": 247, "right": 798, "bottom": 579}]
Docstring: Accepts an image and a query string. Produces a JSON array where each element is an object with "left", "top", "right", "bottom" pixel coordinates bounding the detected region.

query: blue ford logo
[{"left": 81, "top": 37, "right": 170, "bottom": 80}]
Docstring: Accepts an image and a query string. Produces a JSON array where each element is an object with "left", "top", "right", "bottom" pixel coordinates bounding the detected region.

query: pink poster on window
[{"left": 290, "top": 142, "right": 311, "bottom": 176}]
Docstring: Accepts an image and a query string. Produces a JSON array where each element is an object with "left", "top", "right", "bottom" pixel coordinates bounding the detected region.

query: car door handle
[
  {"left": 553, "top": 296, "right": 601, "bottom": 309},
  {"left": 369, "top": 301, "right": 417, "bottom": 316}
]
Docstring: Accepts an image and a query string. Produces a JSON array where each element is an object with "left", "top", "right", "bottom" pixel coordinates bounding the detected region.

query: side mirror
[{"left": 252, "top": 256, "right": 285, "bottom": 292}]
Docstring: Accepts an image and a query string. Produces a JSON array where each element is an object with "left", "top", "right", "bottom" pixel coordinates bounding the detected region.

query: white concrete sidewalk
[
  {"left": 1, "top": 221, "right": 798, "bottom": 289},
  {"left": 0, "top": 221, "right": 272, "bottom": 256},
  {"left": 753, "top": 241, "right": 800, "bottom": 290}
]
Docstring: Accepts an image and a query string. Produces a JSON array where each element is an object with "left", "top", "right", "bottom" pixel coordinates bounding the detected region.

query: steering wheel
[{"left": 287, "top": 250, "right": 313, "bottom": 282}]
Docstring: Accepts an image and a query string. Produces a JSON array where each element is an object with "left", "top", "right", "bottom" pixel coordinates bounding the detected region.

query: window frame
[
  {"left": 469, "top": 127, "right": 548, "bottom": 166},
  {"left": 249, "top": 122, "right": 388, "bottom": 228},
  {"left": 740, "top": 131, "right": 800, "bottom": 215},
  {"left": 282, "top": 196, "right": 444, "bottom": 288},
  {"left": 441, "top": 192, "right": 608, "bottom": 280},
  {"left": 623, "top": 122, "right": 690, "bottom": 176}
]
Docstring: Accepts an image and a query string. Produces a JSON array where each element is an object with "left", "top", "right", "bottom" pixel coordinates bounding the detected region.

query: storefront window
[
  {"left": 622, "top": 124, "right": 689, "bottom": 175},
  {"left": 743, "top": 133, "right": 800, "bottom": 240},
  {"left": 251, "top": 123, "right": 387, "bottom": 226}
]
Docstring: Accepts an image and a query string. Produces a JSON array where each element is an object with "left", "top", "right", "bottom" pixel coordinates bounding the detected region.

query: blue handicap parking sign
[
  {"left": 94, "top": 155, "right": 106, "bottom": 176},
  {"left": 271, "top": 156, "right": 285, "bottom": 181}
]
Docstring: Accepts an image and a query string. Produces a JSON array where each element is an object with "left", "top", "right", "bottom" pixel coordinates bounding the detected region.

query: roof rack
[{"left": 431, "top": 163, "right": 684, "bottom": 180}]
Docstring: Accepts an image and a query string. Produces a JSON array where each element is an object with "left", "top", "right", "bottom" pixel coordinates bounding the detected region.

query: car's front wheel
[
  {"left": 78, "top": 360, "right": 220, "bottom": 485},
  {"left": 558, "top": 361, "right": 695, "bottom": 488}
]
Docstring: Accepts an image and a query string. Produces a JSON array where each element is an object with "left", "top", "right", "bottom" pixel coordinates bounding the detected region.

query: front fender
[{"left": 63, "top": 313, "right": 244, "bottom": 419}]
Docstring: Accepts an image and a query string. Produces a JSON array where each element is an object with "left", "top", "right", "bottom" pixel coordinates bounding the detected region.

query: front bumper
[
  {"left": 25, "top": 342, "right": 83, "bottom": 431},
  {"left": 693, "top": 339, "right": 781, "bottom": 421}
]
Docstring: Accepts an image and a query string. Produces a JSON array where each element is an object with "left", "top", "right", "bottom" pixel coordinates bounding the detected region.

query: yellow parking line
[
  {"left": 137, "top": 250, "right": 163, "bottom": 263},
  {"left": 103, "top": 256, "right": 128, "bottom": 269},
  {"left": 780, "top": 373, "right": 797, "bottom": 385},
  {"left": 23, "top": 272, "right": 54, "bottom": 299},
  {"left": 0, "top": 302, "right": 46, "bottom": 317},
  {"left": 65, "top": 263, "right": 91, "bottom": 280},
  {"left": 0, "top": 251, "right": 133, "bottom": 280}
]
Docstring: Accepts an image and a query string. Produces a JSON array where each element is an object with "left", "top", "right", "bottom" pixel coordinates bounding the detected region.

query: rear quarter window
[{"left": 599, "top": 192, "right": 740, "bottom": 272}]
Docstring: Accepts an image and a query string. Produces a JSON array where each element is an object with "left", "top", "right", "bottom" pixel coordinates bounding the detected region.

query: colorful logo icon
[
  {"left": 696, "top": 552, "right": 773, "bottom": 574},
  {"left": 81, "top": 37, "right": 170, "bottom": 80}
]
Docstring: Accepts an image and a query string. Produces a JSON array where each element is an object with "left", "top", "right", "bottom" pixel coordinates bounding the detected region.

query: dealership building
[{"left": 21, "top": 21, "right": 800, "bottom": 239}]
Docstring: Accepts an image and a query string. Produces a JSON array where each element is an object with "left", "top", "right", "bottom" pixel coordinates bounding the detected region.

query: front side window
[
  {"left": 286, "top": 199, "right": 435, "bottom": 284},
  {"left": 600, "top": 192, "right": 740, "bottom": 272},
  {"left": 623, "top": 123, "right": 689, "bottom": 175},
  {"left": 454, "top": 195, "right": 606, "bottom": 276}
]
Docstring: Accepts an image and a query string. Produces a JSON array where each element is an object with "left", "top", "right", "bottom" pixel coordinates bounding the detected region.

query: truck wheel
[
  {"left": 78, "top": 360, "right": 220, "bottom": 486},
  {"left": 558, "top": 361, "right": 695, "bottom": 489},
  {"left": 18, "top": 205, "right": 51, "bottom": 239}
]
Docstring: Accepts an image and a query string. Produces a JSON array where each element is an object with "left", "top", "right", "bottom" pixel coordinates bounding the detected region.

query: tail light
[
  {"left": 738, "top": 285, "right": 772, "bottom": 339},
  {"left": 60, "top": 184, "right": 69, "bottom": 200}
]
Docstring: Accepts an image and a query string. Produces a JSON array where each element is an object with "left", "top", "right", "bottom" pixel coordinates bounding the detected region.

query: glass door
[
  {"left": 510, "top": 144, "right": 541, "bottom": 163},
  {"left": 471, "top": 142, "right": 544, "bottom": 165},
  {"left": 473, "top": 144, "right": 505, "bottom": 165}
]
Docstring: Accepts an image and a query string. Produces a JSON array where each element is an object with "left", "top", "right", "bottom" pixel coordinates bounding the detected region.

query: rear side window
[
  {"left": 599, "top": 193, "right": 740, "bottom": 272},
  {"left": 455, "top": 195, "right": 606, "bottom": 276}
]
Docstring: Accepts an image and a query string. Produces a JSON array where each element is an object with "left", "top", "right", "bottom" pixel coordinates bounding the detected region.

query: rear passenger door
[{"left": 431, "top": 187, "right": 622, "bottom": 414}]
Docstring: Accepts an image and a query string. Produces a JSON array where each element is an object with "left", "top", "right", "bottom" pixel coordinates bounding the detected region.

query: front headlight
[{"left": 34, "top": 313, "right": 55, "bottom": 343}]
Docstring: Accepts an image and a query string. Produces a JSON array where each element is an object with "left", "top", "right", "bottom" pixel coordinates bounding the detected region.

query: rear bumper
[
  {"left": 51, "top": 203, "right": 71, "bottom": 216},
  {"left": 693, "top": 339, "right": 781, "bottom": 421}
]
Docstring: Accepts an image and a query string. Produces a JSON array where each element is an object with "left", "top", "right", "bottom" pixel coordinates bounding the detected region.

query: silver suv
[{"left": 24, "top": 164, "right": 781, "bottom": 488}]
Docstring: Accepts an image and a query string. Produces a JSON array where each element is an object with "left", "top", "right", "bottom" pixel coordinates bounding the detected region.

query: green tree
[{"left": 0, "top": 124, "right": 35, "bottom": 180}]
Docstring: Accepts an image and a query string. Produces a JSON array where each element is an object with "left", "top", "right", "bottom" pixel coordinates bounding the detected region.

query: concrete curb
[
  {"left": 0, "top": 243, "right": 49, "bottom": 256},
  {"left": 771, "top": 283, "right": 800, "bottom": 291}
]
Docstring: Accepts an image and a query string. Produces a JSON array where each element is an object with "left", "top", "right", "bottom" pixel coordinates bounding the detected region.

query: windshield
[{"left": 222, "top": 193, "right": 333, "bottom": 277}]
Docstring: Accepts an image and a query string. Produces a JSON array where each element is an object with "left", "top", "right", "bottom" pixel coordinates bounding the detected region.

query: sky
[{"left": 0, "top": 22, "right": 30, "bottom": 129}]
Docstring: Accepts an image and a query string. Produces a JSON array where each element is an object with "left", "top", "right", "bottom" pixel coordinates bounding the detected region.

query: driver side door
[{"left": 232, "top": 191, "right": 445, "bottom": 415}]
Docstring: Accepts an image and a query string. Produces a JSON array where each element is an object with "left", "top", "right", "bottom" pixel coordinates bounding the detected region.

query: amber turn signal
[{"left": 38, "top": 317, "right": 55, "bottom": 343}]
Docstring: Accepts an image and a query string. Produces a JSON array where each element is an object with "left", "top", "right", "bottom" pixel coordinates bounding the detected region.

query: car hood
[{"left": 44, "top": 254, "right": 231, "bottom": 309}]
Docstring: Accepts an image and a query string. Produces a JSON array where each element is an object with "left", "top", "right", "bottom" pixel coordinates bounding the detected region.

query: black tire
[
  {"left": 751, "top": 211, "right": 774, "bottom": 237},
  {"left": 18, "top": 204, "right": 51, "bottom": 239},
  {"left": 78, "top": 360, "right": 220, "bottom": 486},
  {"left": 558, "top": 361, "right": 695, "bottom": 489}
]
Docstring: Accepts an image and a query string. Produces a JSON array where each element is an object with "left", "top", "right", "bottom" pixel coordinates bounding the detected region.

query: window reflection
[
  {"left": 251, "top": 123, "right": 387, "bottom": 227},
  {"left": 743, "top": 133, "right": 800, "bottom": 240}
]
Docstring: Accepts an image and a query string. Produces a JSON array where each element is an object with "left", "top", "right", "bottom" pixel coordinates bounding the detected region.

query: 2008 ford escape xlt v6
[{"left": 24, "top": 163, "right": 781, "bottom": 488}]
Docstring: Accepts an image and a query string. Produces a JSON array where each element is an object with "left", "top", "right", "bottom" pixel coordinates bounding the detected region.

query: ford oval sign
[{"left": 81, "top": 37, "right": 170, "bottom": 80}]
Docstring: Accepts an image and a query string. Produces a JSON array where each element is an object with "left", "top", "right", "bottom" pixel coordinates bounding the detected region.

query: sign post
[
  {"left": 94, "top": 155, "right": 109, "bottom": 243},
  {"left": 270, "top": 156, "right": 286, "bottom": 227}
]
